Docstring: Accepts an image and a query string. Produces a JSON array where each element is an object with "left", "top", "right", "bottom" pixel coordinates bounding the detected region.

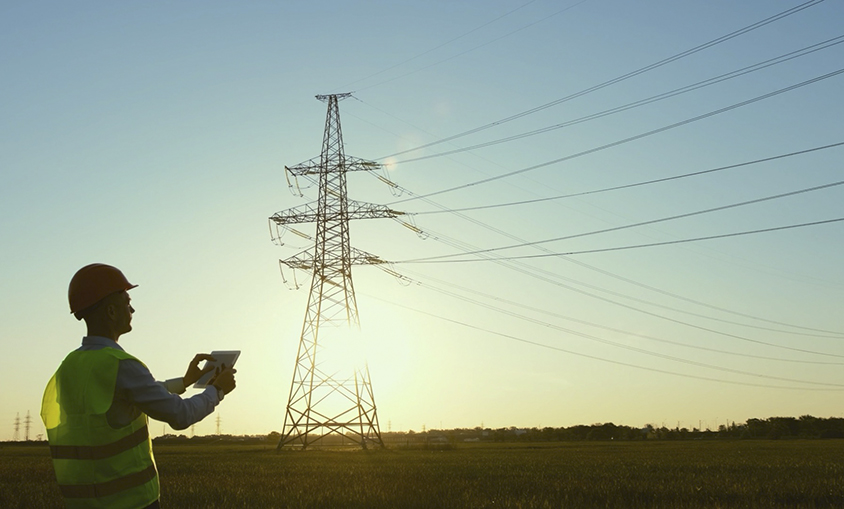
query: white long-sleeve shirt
[{"left": 78, "top": 336, "right": 222, "bottom": 430}]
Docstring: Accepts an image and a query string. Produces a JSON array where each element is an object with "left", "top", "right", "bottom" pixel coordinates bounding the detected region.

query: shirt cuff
[
  {"left": 162, "top": 377, "right": 187, "bottom": 395},
  {"left": 205, "top": 385, "right": 224, "bottom": 402}
]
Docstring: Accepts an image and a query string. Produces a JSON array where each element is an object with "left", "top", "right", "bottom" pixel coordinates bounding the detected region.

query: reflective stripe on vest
[
  {"left": 60, "top": 464, "right": 157, "bottom": 499},
  {"left": 41, "top": 347, "right": 160, "bottom": 508},
  {"left": 50, "top": 426, "right": 149, "bottom": 460}
]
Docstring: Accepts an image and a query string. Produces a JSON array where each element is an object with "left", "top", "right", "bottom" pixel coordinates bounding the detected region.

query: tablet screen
[{"left": 193, "top": 350, "right": 240, "bottom": 388}]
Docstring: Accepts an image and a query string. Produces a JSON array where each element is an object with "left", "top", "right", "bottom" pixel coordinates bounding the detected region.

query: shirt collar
[{"left": 81, "top": 336, "right": 124, "bottom": 351}]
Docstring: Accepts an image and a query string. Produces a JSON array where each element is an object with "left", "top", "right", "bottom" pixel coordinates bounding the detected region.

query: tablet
[{"left": 193, "top": 350, "right": 240, "bottom": 388}]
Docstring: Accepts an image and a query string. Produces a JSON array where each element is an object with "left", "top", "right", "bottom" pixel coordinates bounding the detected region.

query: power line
[
  {"left": 411, "top": 141, "right": 844, "bottom": 215},
  {"left": 388, "top": 66, "right": 844, "bottom": 205},
  {"left": 377, "top": 168, "right": 844, "bottom": 337},
  {"left": 354, "top": 73, "right": 844, "bottom": 332},
  {"left": 351, "top": 95, "right": 554, "bottom": 202},
  {"left": 324, "top": 13, "right": 844, "bottom": 358},
  {"left": 367, "top": 294, "right": 844, "bottom": 391},
  {"left": 393, "top": 35, "right": 844, "bottom": 164},
  {"left": 378, "top": 171, "right": 844, "bottom": 343},
  {"left": 394, "top": 278, "right": 844, "bottom": 385},
  {"left": 388, "top": 219, "right": 844, "bottom": 358},
  {"left": 386, "top": 206, "right": 844, "bottom": 355},
  {"left": 380, "top": 0, "right": 826, "bottom": 160},
  {"left": 559, "top": 256, "right": 844, "bottom": 337},
  {"left": 371, "top": 154, "right": 844, "bottom": 340},
  {"left": 400, "top": 267, "right": 844, "bottom": 365},
  {"left": 405, "top": 179, "right": 844, "bottom": 261},
  {"left": 402, "top": 217, "right": 844, "bottom": 263}
]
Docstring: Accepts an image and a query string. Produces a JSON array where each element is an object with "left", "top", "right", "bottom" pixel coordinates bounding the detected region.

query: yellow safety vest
[{"left": 41, "top": 347, "right": 159, "bottom": 509}]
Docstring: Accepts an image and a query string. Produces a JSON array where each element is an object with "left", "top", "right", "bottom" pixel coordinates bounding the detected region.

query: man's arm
[
  {"left": 161, "top": 377, "right": 188, "bottom": 395},
  {"left": 115, "top": 359, "right": 221, "bottom": 430}
]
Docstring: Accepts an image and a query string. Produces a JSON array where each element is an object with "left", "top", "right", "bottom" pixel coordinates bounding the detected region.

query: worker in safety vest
[{"left": 41, "top": 263, "right": 237, "bottom": 509}]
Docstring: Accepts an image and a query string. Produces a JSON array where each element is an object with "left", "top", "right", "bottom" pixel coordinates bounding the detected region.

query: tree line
[{"left": 387, "top": 415, "right": 844, "bottom": 442}]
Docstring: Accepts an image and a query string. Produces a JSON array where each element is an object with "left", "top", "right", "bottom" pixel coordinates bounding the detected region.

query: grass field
[{"left": 2, "top": 440, "right": 843, "bottom": 508}]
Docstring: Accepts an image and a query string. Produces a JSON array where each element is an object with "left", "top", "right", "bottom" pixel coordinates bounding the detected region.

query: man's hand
[
  {"left": 210, "top": 364, "right": 237, "bottom": 396},
  {"left": 183, "top": 354, "right": 217, "bottom": 387}
]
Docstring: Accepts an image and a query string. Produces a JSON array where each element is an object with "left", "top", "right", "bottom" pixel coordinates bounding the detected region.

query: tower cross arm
[
  {"left": 347, "top": 199, "right": 403, "bottom": 220},
  {"left": 286, "top": 155, "right": 382, "bottom": 176},
  {"left": 344, "top": 157, "right": 383, "bottom": 173},
  {"left": 348, "top": 246, "right": 389, "bottom": 266},
  {"left": 280, "top": 246, "right": 389, "bottom": 272},
  {"left": 270, "top": 200, "right": 403, "bottom": 225},
  {"left": 278, "top": 248, "right": 315, "bottom": 271},
  {"left": 270, "top": 202, "right": 320, "bottom": 225},
  {"left": 316, "top": 93, "right": 352, "bottom": 102}
]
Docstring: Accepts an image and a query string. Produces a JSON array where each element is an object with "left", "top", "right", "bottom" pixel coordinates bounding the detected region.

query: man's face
[{"left": 109, "top": 291, "right": 134, "bottom": 336}]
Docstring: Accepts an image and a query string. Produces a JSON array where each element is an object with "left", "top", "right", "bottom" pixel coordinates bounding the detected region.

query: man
[{"left": 41, "top": 263, "right": 237, "bottom": 509}]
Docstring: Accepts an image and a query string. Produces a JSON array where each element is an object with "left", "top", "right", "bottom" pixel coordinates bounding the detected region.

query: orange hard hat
[{"left": 68, "top": 263, "right": 138, "bottom": 315}]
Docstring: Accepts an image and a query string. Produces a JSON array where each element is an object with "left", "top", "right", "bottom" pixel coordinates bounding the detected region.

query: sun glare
[{"left": 383, "top": 157, "right": 398, "bottom": 171}]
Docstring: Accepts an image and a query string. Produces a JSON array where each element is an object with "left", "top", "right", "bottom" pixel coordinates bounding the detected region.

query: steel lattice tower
[
  {"left": 24, "top": 411, "right": 31, "bottom": 441},
  {"left": 270, "top": 93, "right": 401, "bottom": 450}
]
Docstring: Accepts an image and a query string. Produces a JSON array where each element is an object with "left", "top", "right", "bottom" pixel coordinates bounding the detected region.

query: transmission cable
[
  {"left": 380, "top": 171, "right": 844, "bottom": 342},
  {"left": 404, "top": 179, "right": 844, "bottom": 262},
  {"left": 379, "top": 0, "right": 826, "bottom": 160},
  {"left": 365, "top": 294, "right": 844, "bottom": 391},
  {"left": 389, "top": 209, "right": 844, "bottom": 356},
  {"left": 383, "top": 277, "right": 844, "bottom": 386},
  {"left": 394, "top": 35, "right": 844, "bottom": 164},
  {"left": 379, "top": 175, "right": 844, "bottom": 340},
  {"left": 392, "top": 217, "right": 844, "bottom": 357},
  {"left": 403, "top": 217, "right": 844, "bottom": 263},
  {"left": 388, "top": 66, "right": 844, "bottom": 205},
  {"left": 372, "top": 139, "right": 844, "bottom": 335},
  {"left": 398, "top": 267, "right": 844, "bottom": 365},
  {"left": 399, "top": 260, "right": 843, "bottom": 340},
  {"left": 560, "top": 255, "right": 844, "bottom": 336},
  {"left": 377, "top": 171, "right": 844, "bottom": 339},
  {"left": 410, "top": 141, "right": 844, "bottom": 215}
]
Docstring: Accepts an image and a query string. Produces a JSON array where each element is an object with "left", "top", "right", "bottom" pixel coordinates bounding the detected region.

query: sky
[{"left": 2, "top": 0, "right": 844, "bottom": 439}]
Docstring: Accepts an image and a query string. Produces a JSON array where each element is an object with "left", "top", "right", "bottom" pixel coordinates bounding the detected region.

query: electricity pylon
[
  {"left": 13, "top": 412, "right": 20, "bottom": 441},
  {"left": 24, "top": 410, "right": 31, "bottom": 441},
  {"left": 271, "top": 93, "right": 401, "bottom": 450}
]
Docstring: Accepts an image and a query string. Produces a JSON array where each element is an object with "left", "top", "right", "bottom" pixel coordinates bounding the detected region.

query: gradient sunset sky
[{"left": 2, "top": 0, "right": 843, "bottom": 438}]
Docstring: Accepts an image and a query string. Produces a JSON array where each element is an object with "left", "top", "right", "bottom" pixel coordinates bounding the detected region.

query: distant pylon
[
  {"left": 215, "top": 414, "right": 221, "bottom": 436},
  {"left": 13, "top": 413, "right": 20, "bottom": 441},
  {"left": 24, "top": 410, "right": 31, "bottom": 441},
  {"left": 270, "top": 93, "right": 401, "bottom": 450}
]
